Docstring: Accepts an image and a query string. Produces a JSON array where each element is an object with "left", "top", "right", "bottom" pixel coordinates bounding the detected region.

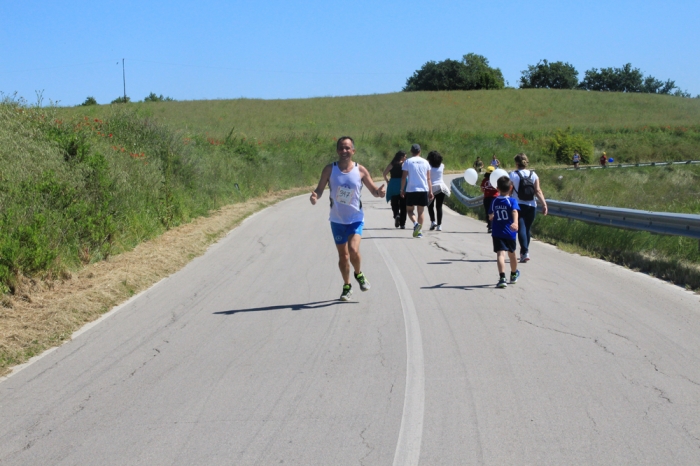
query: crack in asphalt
[
  {"left": 359, "top": 425, "right": 374, "bottom": 466},
  {"left": 594, "top": 339, "right": 615, "bottom": 356},
  {"left": 515, "top": 314, "right": 588, "bottom": 340},
  {"left": 652, "top": 386, "right": 672, "bottom": 403}
]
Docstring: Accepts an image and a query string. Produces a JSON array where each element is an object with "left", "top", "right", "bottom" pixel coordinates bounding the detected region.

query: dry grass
[{"left": 0, "top": 187, "right": 309, "bottom": 377}]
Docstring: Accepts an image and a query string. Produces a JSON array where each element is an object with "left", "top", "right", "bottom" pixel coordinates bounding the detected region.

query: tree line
[{"left": 404, "top": 54, "right": 694, "bottom": 97}]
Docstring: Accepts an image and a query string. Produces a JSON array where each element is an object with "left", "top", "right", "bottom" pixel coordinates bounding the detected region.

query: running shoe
[
  {"left": 400, "top": 225, "right": 405, "bottom": 229},
  {"left": 497, "top": 277, "right": 508, "bottom": 288},
  {"left": 354, "top": 272, "right": 371, "bottom": 291},
  {"left": 340, "top": 284, "right": 353, "bottom": 301},
  {"left": 520, "top": 253, "right": 530, "bottom": 263},
  {"left": 510, "top": 270, "right": 520, "bottom": 284},
  {"left": 436, "top": 225, "right": 442, "bottom": 231},
  {"left": 394, "top": 216, "right": 400, "bottom": 228},
  {"left": 429, "top": 222, "right": 436, "bottom": 231},
  {"left": 416, "top": 232, "right": 423, "bottom": 238},
  {"left": 413, "top": 223, "right": 422, "bottom": 238}
]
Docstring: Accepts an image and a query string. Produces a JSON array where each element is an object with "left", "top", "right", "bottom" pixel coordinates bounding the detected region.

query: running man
[
  {"left": 400, "top": 144, "right": 434, "bottom": 238},
  {"left": 310, "top": 136, "right": 386, "bottom": 301}
]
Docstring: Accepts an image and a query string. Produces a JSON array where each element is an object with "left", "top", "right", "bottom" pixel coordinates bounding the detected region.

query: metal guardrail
[
  {"left": 564, "top": 160, "right": 700, "bottom": 171},
  {"left": 450, "top": 178, "right": 700, "bottom": 240}
]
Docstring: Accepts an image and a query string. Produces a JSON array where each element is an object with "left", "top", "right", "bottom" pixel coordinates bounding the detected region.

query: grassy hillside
[
  {"left": 62, "top": 89, "right": 700, "bottom": 171},
  {"left": 63, "top": 89, "right": 700, "bottom": 138}
]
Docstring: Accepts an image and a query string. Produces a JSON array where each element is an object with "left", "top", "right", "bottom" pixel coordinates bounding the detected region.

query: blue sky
[{"left": 1, "top": 0, "right": 698, "bottom": 106}]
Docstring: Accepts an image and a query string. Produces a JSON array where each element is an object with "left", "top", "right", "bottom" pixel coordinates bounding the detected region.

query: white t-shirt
[
  {"left": 509, "top": 169, "right": 539, "bottom": 208},
  {"left": 403, "top": 156, "right": 430, "bottom": 192},
  {"left": 430, "top": 164, "right": 444, "bottom": 186}
]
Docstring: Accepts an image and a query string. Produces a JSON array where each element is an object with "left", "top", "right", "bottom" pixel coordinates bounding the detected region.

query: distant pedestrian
[
  {"left": 473, "top": 157, "right": 484, "bottom": 174},
  {"left": 488, "top": 175, "right": 520, "bottom": 288},
  {"left": 310, "top": 136, "right": 386, "bottom": 301},
  {"left": 490, "top": 154, "right": 501, "bottom": 168},
  {"left": 572, "top": 152, "right": 581, "bottom": 169},
  {"left": 509, "top": 153, "right": 548, "bottom": 263},
  {"left": 427, "top": 151, "right": 450, "bottom": 231},
  {"left": 480, "top": 166, "right": 499, "bottom": 233},
  {"left": 401, "top": 144, "right": 433, "bottom": 238},
  {"left": 382, "top": 150, "right": 407, "bottom": 229},
  {"left": 600, "top": 152, "right": 608, "bottom": 168}
]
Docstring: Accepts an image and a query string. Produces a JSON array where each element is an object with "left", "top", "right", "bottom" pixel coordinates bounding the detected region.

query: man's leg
[
  {"left": 335, "top": 242, "right": 351, "bottom": 285},
  {"left": 407, "top": 205, "right": 416, "bottom": 225},
  {"left": 416, "top": 205, "right": 425, "bottom": 227},
  {"left": 347, "top": 234, "right": 362, "bottom": 275}
]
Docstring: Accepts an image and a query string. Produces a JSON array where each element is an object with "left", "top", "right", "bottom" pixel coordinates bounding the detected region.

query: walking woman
[
  {"left": 508, "top": 153, "right": 548, "bottom": 263},
  {"left": 382, "top": 150, "right": 407, "bottom": 228},
  {"left": 427, "top": 151, "right": 450, "bottom": 231}
]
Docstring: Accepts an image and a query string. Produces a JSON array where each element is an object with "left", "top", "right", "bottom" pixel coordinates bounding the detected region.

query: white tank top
[{"left": 329, "top": 162, "right": 364, "bottom": 224}]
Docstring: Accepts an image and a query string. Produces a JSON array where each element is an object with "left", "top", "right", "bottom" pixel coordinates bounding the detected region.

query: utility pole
[{"left": 122, "top": 58, "right": 126, "bottom": 102}]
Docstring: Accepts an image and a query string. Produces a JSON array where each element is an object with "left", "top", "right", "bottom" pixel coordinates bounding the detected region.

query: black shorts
[
  {"left": 493, "top": 236, "right": 517, "bottom": 253},
  {"left": 405, "top": 191, "right": 429, "bottom": 207}
]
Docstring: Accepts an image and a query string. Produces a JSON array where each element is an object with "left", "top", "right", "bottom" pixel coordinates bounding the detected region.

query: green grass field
[
  {"left": 63, "top": 89, "right": 700, "bottom": 138},
  {"left": 2, "top": 89, "right": 699, "bottom": 293}
]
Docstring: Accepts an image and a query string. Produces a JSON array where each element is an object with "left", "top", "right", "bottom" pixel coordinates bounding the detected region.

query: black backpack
[{"left": 515, "top": 170, "right": 536, "bottom": 201}]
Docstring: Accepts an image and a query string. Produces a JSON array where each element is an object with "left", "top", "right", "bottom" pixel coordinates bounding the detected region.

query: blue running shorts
[{"left": 330, "top": 221, "right": 364, "bottom": 245}]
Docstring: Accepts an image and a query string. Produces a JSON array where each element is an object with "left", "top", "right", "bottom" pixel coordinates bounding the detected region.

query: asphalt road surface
[{"left": 1, "top": 183, "right": 699, "bottom": 465}]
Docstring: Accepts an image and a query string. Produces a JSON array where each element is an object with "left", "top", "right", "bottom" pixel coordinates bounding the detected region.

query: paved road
[{"left": 1, "top": 184, "right": 699, "bottom": 465}]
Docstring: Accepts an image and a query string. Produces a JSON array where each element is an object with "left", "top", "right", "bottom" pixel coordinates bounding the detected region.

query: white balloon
[
  {"left": 490, "top": 168, "right": 509, "bottom": 187},
  {"left": 463, "top": 168, "right": 478, "bottom": 186}
]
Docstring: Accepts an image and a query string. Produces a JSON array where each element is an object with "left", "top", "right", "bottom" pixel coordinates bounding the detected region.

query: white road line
[{"left": 374, "top": 240, "right": 426, "bottom": 466}]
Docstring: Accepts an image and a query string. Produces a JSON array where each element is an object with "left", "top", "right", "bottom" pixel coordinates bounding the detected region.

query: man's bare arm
[
  {"left": 359, "top": 165, "right": 385, "bottom": 198},
  {"left": 310, "top": 164, "right": 332, "bottom": 205}
]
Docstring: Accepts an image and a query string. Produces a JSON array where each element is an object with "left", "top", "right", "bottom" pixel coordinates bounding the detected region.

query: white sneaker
[
  {"left": 429, "top": 222, "right": 436, "bottom": 231},
  {"left": 520, "top": 253, "right": 530, "bottom": 263},
  {"left": 436, "top": 225, "right": 442, "bottom": 231}
]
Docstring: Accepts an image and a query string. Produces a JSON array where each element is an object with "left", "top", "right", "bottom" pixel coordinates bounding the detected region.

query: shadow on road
[
  {"left": 214, "top": 300, "right": 355, "bottom": 315},
  {"left": 441, "top": 258, "right": 496, "bottom": 263},
  {"left": 422, "top": 282, "right": 494, "bottom": 291}
]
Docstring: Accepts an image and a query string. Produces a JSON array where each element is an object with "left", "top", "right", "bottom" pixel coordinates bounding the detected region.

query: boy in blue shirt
[{"left": 488, "top": 176, "right": 521, "bottom": 288}]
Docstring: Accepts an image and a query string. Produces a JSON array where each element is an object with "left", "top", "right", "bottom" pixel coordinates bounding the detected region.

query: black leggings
[
  {"left": 390, "top": 195, "right": 407, "bottom": 226},
  {"left": 428, "top": 192, "right": 445, "bottom": 225}
]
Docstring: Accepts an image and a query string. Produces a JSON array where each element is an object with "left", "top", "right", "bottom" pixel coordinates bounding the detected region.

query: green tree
[
  {"left": 579, "top": 63, "right": 688, "bottom": 96},
  {"left": 144, "top": 92, "right": 174, "bottom": 102},
  {"left": 79, "top": 96, "right": 98, "bottom": 106},
  {"left": 460, "top": 53, "right": 505, "bottom": 90},
  {"left": 111, "top": 96, "right": 131, "bottom": 104},
  {"left": 403, "top": 53, "right": 504, "bottom": 91},
  {"left": 402, "top": 59, "right": 467, "bottom": 91},
  {"left": 520, "top": 60, "right": 578, "bottom": 89}
]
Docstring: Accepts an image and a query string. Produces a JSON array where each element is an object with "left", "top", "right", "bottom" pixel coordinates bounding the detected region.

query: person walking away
[
  {"left": 382, "top": 151, "right": 408, "bottom": 229},
  {"left": 600, "top": 152, "right": 608, "bottom": 168},
  {"left": 572, "top": 151, "right": 581, "bottom": 169},
  {"left": 473, "top": 156, "right": 484, "bottom": 174},
  {"left": 427, "top": 151, "right": 450, "bottom": 231},
  {"left": 310, "top": 136, "right": 386, "bottom": 301},
  {"left": 480, "top": 166, "right": 499, "bottom": 233},
  {"left": 488, "top": 175, "right": 520, "bottom": 288},
  {"left": 508, "top": 153, "right": 548, "bottom": 263},
  {"left": 490, "top": 154, "right": 501, "bottom": 168},
  {"left": 401, "top": 144, "right": 433, "bottom": 238}
]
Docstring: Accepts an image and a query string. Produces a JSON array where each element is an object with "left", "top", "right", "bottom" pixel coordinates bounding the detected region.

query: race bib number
[{"left": 336, "top": 185, "right": 354, "bottom": 205}]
